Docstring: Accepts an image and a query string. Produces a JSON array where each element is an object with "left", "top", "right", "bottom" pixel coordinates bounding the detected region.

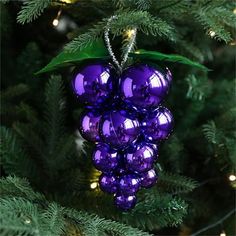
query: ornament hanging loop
[{"left": 104, "top": 15, "right": 137, "bottom": 73}]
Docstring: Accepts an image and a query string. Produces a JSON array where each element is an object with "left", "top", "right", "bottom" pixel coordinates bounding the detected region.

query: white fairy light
[
  {"left": 209, "top": 30, "right": 216, "bottom": 37},
  {"left": 220, "top": 230, "right": 226, "bottom": 236},
  {"left": 52, "top": 9, "right": 62, "bottom": 27},
  {"left": 228, "top": 174, "right": 236, "bottom": 182},
  {"left": 90, "top": 182, "right": 98, "bottom": 189}
]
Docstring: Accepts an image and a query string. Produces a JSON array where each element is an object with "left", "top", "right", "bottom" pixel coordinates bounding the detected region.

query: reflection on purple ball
[
  {"left": 79, "top": 110, "right": 101, "bottom": 142},
  {"left": 124, "top": 142, "right": 156, "bottom": 173},
  {"left": 166, "top": 67, "right": 173, "bottom": 84},
  {"left": 72, "top": 63, "right": 113, "bottom": 105},
  {"left": 118, "top": 174, "right": 140, "bottom": 195},
  {"left": 99, "top": 173, "right": 117, "bottom": 194},
  {"left": 92, "top": 143, "right": 119, "bottom": 172},
  {"left": 114, "top": 194, "right": 137, "bottom": 210},
  {"left": 142, "top": 107, "right": 174, "bottom": 142},
  {"left": 99, "top": 110, "right": 140, "bottom": 149},
  {"left": 120, "top": 64, "right": 171, "bottom": 109},
  {"left": 140, "top": 169, "right": 158, "bottom": 188}
]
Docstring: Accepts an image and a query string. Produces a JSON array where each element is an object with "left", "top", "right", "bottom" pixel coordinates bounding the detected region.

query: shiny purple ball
[
  {"left": 140, "top": 169, "right": 158, "bottom": 188},
  {"left": 142, "top": 107, "right": 174, "bottom": 142},
  {"left": 99, "top": 110, "right": 140, "bottom": 149},
  {"left": 72, "top": 63, "right": 113, "bottom": 105},
  {"left": 124, "top": 142, "right": 156, "bottom": 173},
  {"left": 118, "top": 174, "right": 140, "bottom": 195},
  {"left": 114, "top": 194, "right": 137, "bottom": 210},
  {"left": 79, "top": 110, "right": 101, "bottom": 142},
  {"left": 92, "top": 143, "right": 120, "bottom": 172},
  {"left": 99, "top": 173, "right": 117, "bottom": 194},
  {"left": 120, "top": 64, "right": 171, "bottom": 109}
]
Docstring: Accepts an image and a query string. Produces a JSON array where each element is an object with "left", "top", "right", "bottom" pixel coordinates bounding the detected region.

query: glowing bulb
[
  {"left": 220, "top": 230, "right": 226, "bottom": 236},
  {"left": 126, "top": 29, "right": 136, "bottom": 38},
  {"left": 229, "top": 174, "right": 236, "bottom": 182},
  {"left": 24, "top": 219, "right": 31, "bottom": 224},
  {"left": 61, "top": 0, "right": 73, "bottom": 3},
  {"left": 52, "top": 19, "right": 59, "bottom": 26},
  {"left": 233, "top": 8, "right": 236, "bottom": 14},
  {"left": 230, "top": 40, "right": 236, "bottom": 46},
  {"left": 209, "top": 30, "right": 216, "bottom": 37},
  {"left": 90, "top": 182, "right": 98, "bottom": 189}
]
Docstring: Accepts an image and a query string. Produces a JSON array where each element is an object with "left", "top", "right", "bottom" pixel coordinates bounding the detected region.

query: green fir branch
[
  {"left": 158, "top": 172, "right": 199, "bottom": 194},
  {"left": 44, "top": 76, "right": 66, "bottom": 156},
  {"left": 17, "top": 0, "right": 52, "bottom": 24},
  {"left": 202, "top": 120, "right": 219, "bottom": 144},
  {"left": 185, "top": 74, "right": 211, "bottom": 101},
  {"left": 0, "top": 176, "right": 44, "bottom": 201},
  {"left": 0, "top": 127, "right": 39, "bottom": 179}
]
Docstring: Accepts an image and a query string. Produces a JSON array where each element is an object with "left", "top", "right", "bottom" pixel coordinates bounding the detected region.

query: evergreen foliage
[{"left": 1, "top": 0, "right": 235, "bottom": 235}]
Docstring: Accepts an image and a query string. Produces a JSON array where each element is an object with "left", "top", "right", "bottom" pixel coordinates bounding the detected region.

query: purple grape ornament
[
  {"left": 140, "top": 169, "right": 158, "bottom": 188},
  {"left": 72, "top": 63, "right": 113, "bottom": 105},
  {"left": 99, "top": 110, "right": 140, "bottom": 149},
  {"left": 79, "top": 110, "right": 101, "bottom": 142},
  {"left": 114, "top": 194, "right": 137, "bottom": 211},
  {"left": 120, "top": 64, "right": 171, "bottom": 109},
  {"left": 124, "top": 142, "right": 156, "bottom": 173},
  {"left": 118, "top": 174, "right": 140, "bottom": 195},
  {"left": 92, "top": 143, "right": 120, "bottom": 172},
  {"left": 99, "top": 173, "right": 117, "bottom": 194},
  {"left": 142, "top": 107, "right": 174, "bottom": 142}
]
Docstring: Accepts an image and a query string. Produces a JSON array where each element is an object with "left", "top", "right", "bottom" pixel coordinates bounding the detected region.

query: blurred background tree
[{"left": 0, "top": 0, "right": 235, "bottom": 235}]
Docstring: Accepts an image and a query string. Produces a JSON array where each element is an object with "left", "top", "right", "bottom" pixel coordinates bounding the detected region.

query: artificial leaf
[
  {"left": 129, "top": 49, "right": 209, "bottom": 71},
  {"left": 36, "top": 39, "right": 109, "bottom": 75}
]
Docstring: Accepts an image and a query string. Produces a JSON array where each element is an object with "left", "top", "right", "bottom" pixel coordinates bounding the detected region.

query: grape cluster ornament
[{"left": 71, "top": 17, "right": 174, "bottom": 211}]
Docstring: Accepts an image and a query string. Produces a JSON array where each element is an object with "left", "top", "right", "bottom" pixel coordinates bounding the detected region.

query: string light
[
  {"left": 61, "top": 0, "right": 73, "bottom": 3},
  {"left": 228, "top": 174, "right": 236, "bottom": 182},
  {"left": 233, "top": 8, "right": 236, "bottom": 14},
  {"left": 209, "top": 30, "right": 216, "bottom": 37},
  {"left": 90, "top": 182, "right": 98, "bottom": 189},
  {"left": 229, "top": 40, "right": 236, "bottom": 46},
  {"left": 24, "top": 219, "right": 31, "bottom": 224},
  {"left": 125, "top": 29, "right": 136, "bottom": 39},
  {"left": 220, "top": 230, "right": 226, "bottom": 236},
  {"left": 52, "top": 9, "right": 62, "bottom": 27}
]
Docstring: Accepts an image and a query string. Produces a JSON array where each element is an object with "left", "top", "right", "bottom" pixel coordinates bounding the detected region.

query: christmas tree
[{"left": 0, "top": 0, "right": 235, "bottom": 235}]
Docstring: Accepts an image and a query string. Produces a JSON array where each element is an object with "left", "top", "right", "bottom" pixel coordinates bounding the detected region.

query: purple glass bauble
[
  {"left": 92, "top": 143, "right": 120, "bottom": 172},
  {"left": 79, "top": 110, "right": 101, "bottom": 142},
  {"left": 140, "top": 169, "right": 158, "bottom": 188},
  {"left": 72, "top": 63, "right": 113, "bottom": 105},
  {"left": 124, "top": 142, "right": 156, "bottom": 173},
  {"left": 99, "top": 110, "right": 140, "bottom": 149},
  {"left": 142, "top": 107, "right": 174, "bottom": 142},
  {"left": 99, "top": 173, "right": 117, "bottom": 194},
  {"left": 114, "top": 194, "right": 137, "bottom": 210},
  {"left": 118, "top": 174, "right": 140, "bottom": 195},
  {"left": 120, "top": 64, "right": 171, "bottom": 109}
]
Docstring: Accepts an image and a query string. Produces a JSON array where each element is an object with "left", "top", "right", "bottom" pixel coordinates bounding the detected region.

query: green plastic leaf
[
  {"left": 36, "top": 39, "right": 109, "bottom": 75},
  {"left": 129, "top": 49, "right": 209, "bottom": 71}
]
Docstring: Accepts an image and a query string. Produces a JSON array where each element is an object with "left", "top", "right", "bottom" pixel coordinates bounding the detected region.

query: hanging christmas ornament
[
  {"left": 120, "top": 64, "right": 171, "bottom": 109},
  {"left": 72, "top": 63, "right": 113, "bottom": 105},
  {"left": 99, "top": 109, "right": 140, "bottom": 149},
  {"left": 142, "top": 106, "right": 174, "bottom": 142},
  {"left": 79, "top": 109, "right": 102, "bottom": 142},
  {"left": 114, "top": 194, "right": 137, "bottom": 210},
  {"left": 92, "top": 143, "right": 120, "bottom": 172},
  {"left": 69, "top": 15, "right": 174, "bottom": 211},
  {"left": 124, "top": 142, "right": 156, "bottom": 173}
]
